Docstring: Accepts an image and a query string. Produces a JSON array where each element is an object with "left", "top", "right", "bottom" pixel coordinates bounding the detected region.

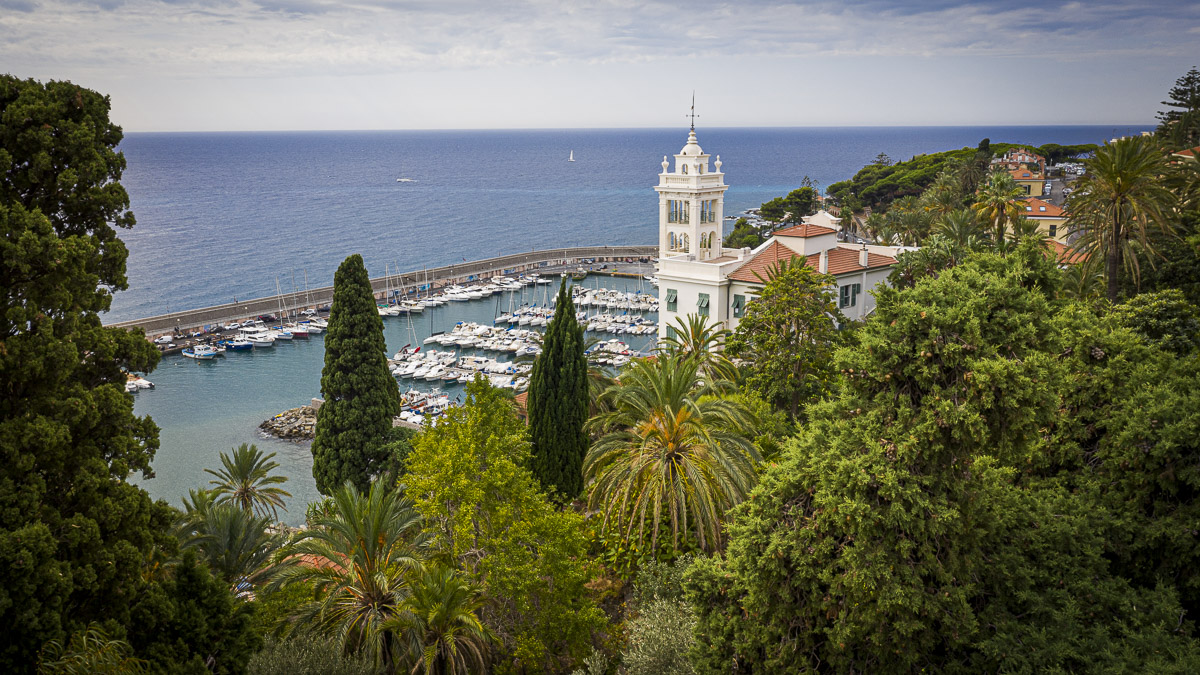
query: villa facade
[{"left": 655, "top": 129, "right": 899, "bottom": 339}]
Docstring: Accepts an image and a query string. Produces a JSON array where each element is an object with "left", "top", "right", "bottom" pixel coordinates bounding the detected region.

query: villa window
[
  {"left": 732, "top": 294, "right": 745, "bottom": 318},
  {"left": 666, "top": 288, "right": 678, "bottom": 312},
  {"left": 697, "top": 293, "right": 710, "bottom": 317},
  {"left": 1049, "top": 223, "right": 1058, "bottom": 238},
  {"left": 839, "top": 283, "right": 861, "bottom": 309}
]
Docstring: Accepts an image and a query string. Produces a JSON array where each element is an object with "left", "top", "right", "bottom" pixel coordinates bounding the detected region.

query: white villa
[{"left": 655, "top": 128, "right": 900, "bottom": 339}]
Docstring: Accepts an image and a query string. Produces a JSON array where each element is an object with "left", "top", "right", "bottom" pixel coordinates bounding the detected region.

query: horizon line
[{"left": 122, "top": 122, "right": 1156, "bottom": 135}]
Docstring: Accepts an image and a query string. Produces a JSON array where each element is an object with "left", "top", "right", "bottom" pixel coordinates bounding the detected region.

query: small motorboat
[{"left": 182, "top": 344, "right": 219, "bottom": 360}]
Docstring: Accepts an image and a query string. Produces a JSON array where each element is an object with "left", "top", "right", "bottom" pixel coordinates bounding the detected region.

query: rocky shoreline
[{"left": 259, "top": 406, "right": 317, "bottom": 440}]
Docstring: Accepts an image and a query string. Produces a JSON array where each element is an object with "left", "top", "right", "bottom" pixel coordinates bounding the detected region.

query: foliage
[
  {"left": 568, "top": 649, "right": 612, "bottom": 675},
  {"left": 405, "top": 377, "right": 605, "bottom": 673},
  {"left": 1156, "top": 66, "right": 1200, "bottom": 149},
  {"left": 527, "top": 278, "right": 589, "bottom": 499},
  {"left": 828, "top": 145, "right": 979, "bottom": 211},
  {"left": 1067, "top": 135, "right": 1178, "bottom": 301},
  {"left": 725, "top": 257, "right": 841, "bottom": 418},
  {"left": 38, "top": 623, "right": 147, "bottom": 675},
  {"left": 384, "top": 566, "right": 495, "bottom": 675},
  {"left": 658, "top": 313, "right": 737, "bottom": 383},
  {"left": 971, "top": 171, "right": 1027, "bottom": 243},
  {"left": 629, "top": 553, "right": 696, "bottom": 609},
  {"left": 176, "top": 499, "right": 285, "bottom": 591},
  {"left": 312, "top": 254, "right": 402, "bottom": 495},
  {"left": 246, "top": 582, "right": 315, "bottom": 640},
  {"left": 126, "top": 550, "right": 261, "bottom": 674},
  {"left": 1113, "top": 288, "right": 1200, "bottom": 355},
  {"left": 758, "top": 186, "right": 817, "bottom": 224},
  {"left": 246, "top": 637, "right": 379, "bottom": 675},
  {"left": 586, "top": 356, "right": 758, "bottom": 553},
  {"left": 0, "top": 75, "right": 178, "bottom": 671},
  {"left": 205, "top": 443, "right": 291, "bottom": 520},
  {"left": 720, "top": 217, "right": 762, "bottom": 250},
  {"left": 622, "top": 599, "right": 696, "bottom": 675},
  {"left": 378, "top": 426, "right": 417, "bottom": 481},
  {"left": 272, "top": 480, "right": 429, "bottom": 673},
  {"left": 1036, "top": 142, "right": 1100, "bottom": 164},
  {"left": 687, "top": 245, "right": 1200, "bottom": 672}
]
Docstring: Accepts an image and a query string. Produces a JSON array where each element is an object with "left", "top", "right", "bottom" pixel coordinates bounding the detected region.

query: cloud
[{"left": 0, "top": 0, "right": 38, "bottom": 11}]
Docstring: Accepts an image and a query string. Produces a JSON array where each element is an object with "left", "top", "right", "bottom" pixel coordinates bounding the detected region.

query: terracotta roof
[
  {"left": 1174, "top": 147, "right": 1199, "bottom": 158},
  {"left": 1049, "top": 240, "right": 1089, "bottom": 265},
  {"left": 1010, "top": 169, "right": 1042, "bottom": 180},
  {"left": 772, "top": 223, "right": 836, "bottom": 238},
  {"left": 513, "top": 391, "right": 529, "bottom": 420},
  {"left": 728, "top": 241, "right": 897, "bottom": 283},
  {"left": 1022, "top": 197, "right": 1064, "bottom": 218}
]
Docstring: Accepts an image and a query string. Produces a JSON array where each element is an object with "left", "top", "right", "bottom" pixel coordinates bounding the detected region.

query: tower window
[
  {"left": 666, "top": 289, "right": 678, "bottom": 312},
  {"left": 697, "top": 293, "right": 710, "bottom": 317},
  {"left": 732, "top": 294, "right": 745, "bottom": 318}
]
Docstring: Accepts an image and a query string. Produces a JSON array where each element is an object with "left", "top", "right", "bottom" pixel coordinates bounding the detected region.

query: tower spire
[{"left": 686, "top": 91, "right": 699, "bottom": 131}]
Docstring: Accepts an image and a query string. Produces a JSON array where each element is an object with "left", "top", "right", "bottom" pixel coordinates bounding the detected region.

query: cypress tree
[
  {"left": 527, "top": 278, "right": 588, "bottom": 498},
  {"left": 311, "top": 254, "right": 401, "bottom": 495}
]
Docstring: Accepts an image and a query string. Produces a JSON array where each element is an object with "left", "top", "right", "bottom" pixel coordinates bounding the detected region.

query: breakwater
[{"left": 105, "top": 245, "right": 655, "bottom": 336}]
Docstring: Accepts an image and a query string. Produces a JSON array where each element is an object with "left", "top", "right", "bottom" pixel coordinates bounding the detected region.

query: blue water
[
  {"left": 118, "top": 125, "right": 1150, "bottom": 520},
  {"left": 111, "top": 126, "right": 1148, "bottom": 322}
]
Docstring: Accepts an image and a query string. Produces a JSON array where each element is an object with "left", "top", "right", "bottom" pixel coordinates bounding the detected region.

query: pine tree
[
  {"left": 311, "top": 254, "right": 401, "bottom": 495},
  {"left": 527, "top": 279, "right": 588, "bottom": 498},
  {"left": 1157, "top": 67, "right": 1200, "bottom": 149},
  {"left": 1, "top": 76, "right": 255, "bottom": 672}
]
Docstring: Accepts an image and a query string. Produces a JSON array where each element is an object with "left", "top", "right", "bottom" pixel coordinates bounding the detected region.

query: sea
[{"left": 115, "top": 125, "right": 1150, "bottom": 522}]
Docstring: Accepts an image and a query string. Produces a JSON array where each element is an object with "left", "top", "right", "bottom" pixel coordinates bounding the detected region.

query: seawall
[{"left": 105, "top": 245, "right": 657, "bottom": 335}]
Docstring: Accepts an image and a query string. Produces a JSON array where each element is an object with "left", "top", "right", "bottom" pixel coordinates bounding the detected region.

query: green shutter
[
  {"left": 697, "top": 293, "right": 710, "bottom": 317},
  {"left": 666, "top": 288, "right": 678, "bottom": 312},
  {"left": 732, "top": 294, "right": 745, "bottom": 318}
]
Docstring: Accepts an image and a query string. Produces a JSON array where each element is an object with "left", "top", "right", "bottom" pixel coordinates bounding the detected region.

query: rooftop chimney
[
  {"left": 859, "top": 244, "right": 869, "bottom": 268},
  {"left": 819, "top": 249, "right": 828, "bottom": 274}
]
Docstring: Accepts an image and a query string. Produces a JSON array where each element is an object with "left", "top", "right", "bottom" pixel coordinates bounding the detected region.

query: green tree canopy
[
  {"left": 527, "top": 279, "right": 588, "bottom": 499},
  {"left": 758, "top": 186, "right": 817, "bottom": 224},
  {"left": 311, "top": 254, "right": 402, "bottom": 495},
  {"left": 405, "top": 378, "right": 605, "bottom": 673},
  {"left": 205, "top": 443, "right": 291, "bottom": 520},
  {"left": 1157, "top": 66, "right": 1200, "bottom": 149},
  {"left": 688, "top": 244, "right": 1200, "bottom": 672},
  {"left": 725, "top": 258, "right": 841, "bottom": 418},
  {"left": 0, "top": 75, "right": 185, "bottom": 671}
]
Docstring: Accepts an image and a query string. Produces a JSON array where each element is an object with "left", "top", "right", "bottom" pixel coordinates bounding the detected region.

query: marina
[{"left": 128, "top": 274, "right": 657, "bottom": 522}]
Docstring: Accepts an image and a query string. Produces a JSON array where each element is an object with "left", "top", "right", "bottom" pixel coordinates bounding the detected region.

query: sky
[{"left": 1, "top": 0, "right": 1196, "bottom": 131}]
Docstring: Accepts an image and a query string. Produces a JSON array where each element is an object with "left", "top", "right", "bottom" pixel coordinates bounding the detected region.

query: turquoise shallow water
[{"left": 133, "top": 277, "right": 655, "bottom": 524}]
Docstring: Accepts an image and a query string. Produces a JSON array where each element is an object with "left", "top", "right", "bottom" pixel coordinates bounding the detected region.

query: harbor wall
[{"left": 105, "top": 245, "right": 657, "bottom": 336}]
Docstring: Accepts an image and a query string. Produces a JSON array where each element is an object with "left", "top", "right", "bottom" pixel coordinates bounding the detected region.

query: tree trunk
[{"left": 1107, "top": 215, "right": 1122, "bottom": 303}]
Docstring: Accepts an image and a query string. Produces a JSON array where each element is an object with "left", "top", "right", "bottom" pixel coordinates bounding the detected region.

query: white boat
[
  {"left": 568, "top": 150, "right": 575, "bottom": 162},
  {"left": 182, "top": 344, "right": 219, "bottom": 360},
  {"left": 239, "top": 327, "right": 276, "bottom": 347}
]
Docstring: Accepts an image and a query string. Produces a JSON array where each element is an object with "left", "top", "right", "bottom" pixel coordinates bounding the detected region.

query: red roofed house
[
  {"left": 655, "top": 127, "right": 900, "bottom": 338},
  {"left": 1021, "top": 197, "right": 1069, "bottom": 243},
  {"left": 993, "top": 147, "right": 1046, "bottom": 174}
]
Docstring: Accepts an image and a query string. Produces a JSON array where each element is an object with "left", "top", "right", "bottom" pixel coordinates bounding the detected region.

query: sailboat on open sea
[{"left": 568, "top": 150, "right": 575, "bottom": 162}]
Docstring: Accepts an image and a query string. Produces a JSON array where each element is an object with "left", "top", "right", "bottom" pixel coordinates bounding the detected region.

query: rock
[{"left": 259, "top": 406, "right": 318, "bottom": 441}]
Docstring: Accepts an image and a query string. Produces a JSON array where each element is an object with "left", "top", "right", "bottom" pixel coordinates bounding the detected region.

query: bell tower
[{"left": 654, "top": 127, "right": 727, "bottom": 261}]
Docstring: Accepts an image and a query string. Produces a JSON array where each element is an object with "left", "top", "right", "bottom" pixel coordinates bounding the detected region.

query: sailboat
[{"left": 568, "top": 150, "right": 575, "bottom": 162}]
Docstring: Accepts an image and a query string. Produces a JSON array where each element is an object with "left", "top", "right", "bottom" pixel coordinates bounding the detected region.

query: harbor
[
  {"left": 127, "top": 271, "right": 659, "bottom": 523},
  {"left": 105, "top": 244, "right": 656, "bottom": 340}
]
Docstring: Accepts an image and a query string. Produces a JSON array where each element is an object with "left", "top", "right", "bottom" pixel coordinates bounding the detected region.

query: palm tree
[
  {"left": 972, "top": 172, "right": 1027, "bottom": 244},
  {"left": 386, "top": 567, "right": 494, "bottom": 675},
  {"left": 177, "top": 500, "right": 285, "bottom": 591},
  {"left": 1005, "top": 215, "right": 1044, "bottom": 245},
  {"left": 206, "top": 443, "right": 292, "bottom": 520},
  {"left": 933, "top": 208, "right": 987, "bottom": 251},
  {"left": 658, "top": 313, "right": 737, "bottom": 383},
  {"left": 272, "top": 480, "right": 429, "bottom": 673},
  {"left": 1068, "top": 136, "right": 1179, "bottom": 302},
  {"left": 1060, "top": 259, "right": 1105, "bottom": 302},
  {"left": 584, "top": 355, "right": 759, "bottom": 552}
]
